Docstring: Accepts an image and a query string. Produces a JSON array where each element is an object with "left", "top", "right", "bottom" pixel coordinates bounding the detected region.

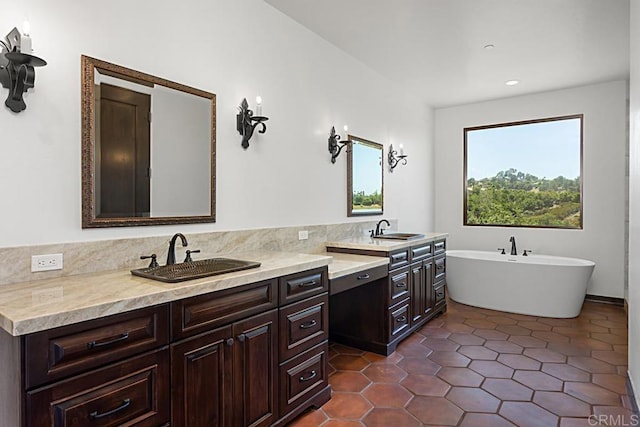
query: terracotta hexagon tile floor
[{"left": 288, "top": 300, "right": 634, "bottom": 426}]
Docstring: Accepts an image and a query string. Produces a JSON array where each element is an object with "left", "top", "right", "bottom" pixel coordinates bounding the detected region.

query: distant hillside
[{"left": 466, "top": 168, "right": 581, "bottom": 228}]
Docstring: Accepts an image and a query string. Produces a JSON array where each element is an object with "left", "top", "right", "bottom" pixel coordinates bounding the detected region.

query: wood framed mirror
[
  {"left": 347, "top": 135, "right": 384, "bottom": 216},
  {"left": 81, "top": 56, "right": 216, "bottom": 228}
]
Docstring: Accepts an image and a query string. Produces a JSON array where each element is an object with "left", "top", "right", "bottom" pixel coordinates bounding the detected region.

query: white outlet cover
[
  {"left": 298, "top": 230, "right": 309, "bottom": 240},
  {"left": 31, "top": 253, "right": 64, "bottom": 272}
]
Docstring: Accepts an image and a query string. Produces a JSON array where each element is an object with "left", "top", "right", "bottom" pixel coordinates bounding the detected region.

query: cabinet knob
[
  {"left": 237, "top": 334, "right": 246, "bottom": 342},
  {"left": 226, "top": 338, "right": 234, "bottom": 346}
]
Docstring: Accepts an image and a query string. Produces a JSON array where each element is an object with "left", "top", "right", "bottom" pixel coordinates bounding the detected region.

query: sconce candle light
[
  {"left": 236, "top": 97, "right": 268, "bottom": 149},
  {"left": 388, "top": 143, "right": 408, "bottom": 171},
  {"left": 0, "top": 23, "right": 47, "bottom": 112},
  {"left": 328, "top": 125, "right": 349, "bottom": 164}
]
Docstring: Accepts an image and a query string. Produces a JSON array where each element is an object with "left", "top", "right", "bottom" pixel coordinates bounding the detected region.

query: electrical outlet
[
  {"left": 31, "top": 253, "right": 63, "bottom": 272},
  {"left": 298, "top": 230, "right": 309, "bottom": 240}
]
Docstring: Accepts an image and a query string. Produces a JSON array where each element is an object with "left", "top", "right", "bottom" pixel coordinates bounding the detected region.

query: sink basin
[
  {"left": 131, "top": 258, "right": 261, "bottom": 283},
  {"left": 373, "top": 233, "right": 425, "bottom": 241}
]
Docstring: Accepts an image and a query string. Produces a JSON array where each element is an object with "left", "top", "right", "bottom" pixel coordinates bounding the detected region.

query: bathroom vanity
[
  {"left": 326, "top": 233, "right": 448, "bottom": 355},
  {"left": 0, "top": 251, "right": 331, "bottom": 427}
]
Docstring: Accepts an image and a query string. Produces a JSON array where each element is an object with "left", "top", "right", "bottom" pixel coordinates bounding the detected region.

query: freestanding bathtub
[{"left": 446, "top": 250, "right": 595, "bottom": 318}]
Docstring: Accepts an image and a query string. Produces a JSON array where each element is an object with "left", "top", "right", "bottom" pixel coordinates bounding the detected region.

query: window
[{"left": 464, "top": 115, "right": 583, "bottom": 229}]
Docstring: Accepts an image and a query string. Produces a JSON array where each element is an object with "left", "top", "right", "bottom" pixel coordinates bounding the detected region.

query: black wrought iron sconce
[
  {"left": 388, "top": 144, "right": 408, "bottom": 171},
  {"left": 236, "top": 97, "right": 268, "bottom": 149},
  {"left": 328, "top": 125, "right": 349, "bottom": 164},
  {"left": 0, "top": 25, "right": 47, "bottom": 113}
]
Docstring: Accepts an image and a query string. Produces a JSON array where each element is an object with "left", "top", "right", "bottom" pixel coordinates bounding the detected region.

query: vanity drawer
[
  {"left": 388, "top": 300, "right": 410, "bottom": 340},
  {"left": 172, "top": 279, "right": 277, "bottom": 340},
  {"left": 279, "top": 293, "right": 328, "bottom": 360},
  {"left": 389, "top": 249, "right": 410, "bottom": 271},
  {"left": 410, "top": 243, "right": 433, "bottom": 263},
  {"left": 434, "top": 239, "right": 446, "bottom": 256},
  {"left": 434, "top": 256, "right": 446, "bottom": 282},
  {"left": 24, "top": 305, "right": 169, "bottom": 389},
  {"left": 279, "top": 341, "right": 328, "bottom": 417},
  {"left": 279, "top": 267, "right": 328, "bottom": 305},
  {"left": 330, "top": 264, "right": 388, "bottom": 295},
  {"left": 388, "top": 268, "right": 410, "bottom": 305},
  {"left": 26, "top": 348, "right": 170, "bottom": 427}
]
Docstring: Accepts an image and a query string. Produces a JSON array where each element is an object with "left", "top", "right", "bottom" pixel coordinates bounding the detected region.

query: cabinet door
[
  {"left": 410, "top": 261, "right": 434, "bottom": 327},
  {"left": 233, "top": 309, "right": 279, "bottom": 427},
  {"left": 423, "top": 261, "right": 434, "bottom": 317},
  {"left": 410, "top": 262, "right": 425, "bottom": 326},
  {"left": 171, "top": 325, "right": 234, "bottom": 427}
]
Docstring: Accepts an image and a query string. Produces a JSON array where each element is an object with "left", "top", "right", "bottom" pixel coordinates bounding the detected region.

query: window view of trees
[
  {"left": 464, "top": 115, "right": 582, "bottom": 229},
  {"left": 466, "top": 168, "right": 581, "bottom": 228}
]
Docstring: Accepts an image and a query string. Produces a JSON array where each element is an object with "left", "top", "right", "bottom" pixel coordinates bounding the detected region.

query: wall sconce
[
  {"left": 388, "top": 144, "right": 408, "bottom": 171},
  {"left": 0, "top": 24, "right": 47, "bottom": 113},
  {"left": 328, "top": 125, "right": 349, "bottom": 164},
  {"left": 236, "top": 96, "right": 268, "bottom": 149}
]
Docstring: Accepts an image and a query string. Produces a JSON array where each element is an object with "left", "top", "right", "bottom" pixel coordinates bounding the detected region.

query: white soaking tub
[{"left": 446, "top": 250, "right": 595, "bottom": 318}]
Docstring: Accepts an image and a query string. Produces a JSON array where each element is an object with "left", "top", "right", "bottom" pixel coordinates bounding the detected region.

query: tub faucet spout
[{"left": 509, "top": 236, "right": 517, "bottom": 256}]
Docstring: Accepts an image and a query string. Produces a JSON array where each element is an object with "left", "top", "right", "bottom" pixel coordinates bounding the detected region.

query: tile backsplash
[{"left": 0, "top": 219, "right": 397, "bottom": 286}]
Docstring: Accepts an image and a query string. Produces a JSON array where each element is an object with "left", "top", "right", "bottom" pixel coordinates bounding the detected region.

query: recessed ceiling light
[
  {"left": 483, "top": 44, "right": 495, "bottom": 50},
  {"left": 505, "top": 80, "right": 520, "bottom": 86}
]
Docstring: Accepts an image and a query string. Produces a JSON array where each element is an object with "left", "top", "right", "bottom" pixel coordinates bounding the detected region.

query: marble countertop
[
  {"left": 327, "top": 252, "right": 389, "bottom": 279},
  {"left": 0, "top": 251, "right": 331, "bottom": 336},
  {"left": 325, "top": 232, "right": 448, "bottom": 252}
]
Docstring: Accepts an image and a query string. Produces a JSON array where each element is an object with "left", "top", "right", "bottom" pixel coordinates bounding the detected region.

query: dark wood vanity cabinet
[
  {"left": 171, "top": 267, "right": 330, "bottom": 427},
  {"left": 328, "top": 238, "right": 447, "bottom": 355},
  {"left": 170, "top": 310, "right": 279, "bottom": 427},
  {"left": 16, "top": 266, "right": 330, "bottom": 427},
  {"left": 24, "top": 306, "right": 171, "bottom": 427}
]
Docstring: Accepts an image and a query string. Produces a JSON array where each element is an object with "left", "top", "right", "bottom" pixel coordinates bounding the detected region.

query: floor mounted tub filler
[{"left": 446, "top": 250, "right": 595, "bottom": 318}]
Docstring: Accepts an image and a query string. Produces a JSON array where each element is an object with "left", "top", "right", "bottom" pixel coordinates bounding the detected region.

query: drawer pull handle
[
  {"left": 357, "top": 274, "right": 370, "bottom": 280},
  {"left": 396, "top": 316, "right": 407, "bottom": 323},
  {"left": 299, "top": 280, "right": 318, "bottom": 288},
  {"left": 87, "top": 332, "right": 129, "bottom": 349},
  {"left": 89, "top": 398, "right": 131, "bottom": 420},
  {"left": 299, "top": 320, "right": 317, "bottom": 329},
  {"left": 299, "top": 370, "right": 317, "bottom": 382},
  {"left": 395, "top": 282, "right": 406, "bottom": 288}
]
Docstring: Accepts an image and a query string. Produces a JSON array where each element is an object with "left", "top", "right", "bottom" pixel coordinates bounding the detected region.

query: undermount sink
[
  {"left": 131, "top": 258, "right": 261, "bottom": 283},
  {"left": 373, "top": 232, "right": 425, "bottom": 240}
]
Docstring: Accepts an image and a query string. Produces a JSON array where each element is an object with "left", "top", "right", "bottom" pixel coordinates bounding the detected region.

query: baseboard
[
  {"left": 627, "top": 374, "right": 640, "bottom": 416},
  {"left": 584, "top": 294, "right": 625, "bottom": 306}
]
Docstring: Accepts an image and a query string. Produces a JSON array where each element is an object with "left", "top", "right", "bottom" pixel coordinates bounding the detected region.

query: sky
[
  {"left": 466, "top": 117, "right": 581, "bottom": 180},
  {"left": 353, "top": 140, "right": 382, "bottom": 194}
]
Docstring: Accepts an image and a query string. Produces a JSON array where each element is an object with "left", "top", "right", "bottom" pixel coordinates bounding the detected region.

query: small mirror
[
  {"left": 81, "top": 56, "right": 216, "bottom": 227},
  {"left": 347, "top": 135, "right": 383, "bottom": 216}
]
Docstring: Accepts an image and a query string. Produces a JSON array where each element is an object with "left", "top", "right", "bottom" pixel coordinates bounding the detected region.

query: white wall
[
  {"left": 435, "top": 81, "right": 627, "bottom": 298},
  {"left": 0, "top": 0, "right": 434, "bottom": 248},
  {"left": 627, "top": 0, "right": 640, "bottom": 410}
]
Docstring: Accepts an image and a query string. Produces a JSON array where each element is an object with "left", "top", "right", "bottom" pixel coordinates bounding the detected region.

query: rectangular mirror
[
  {"left": 81, "top": 56, "right": 216, "bottom": 228},
  {"left": 347, "top": 135, "right": 383, "bottom": 216}
]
